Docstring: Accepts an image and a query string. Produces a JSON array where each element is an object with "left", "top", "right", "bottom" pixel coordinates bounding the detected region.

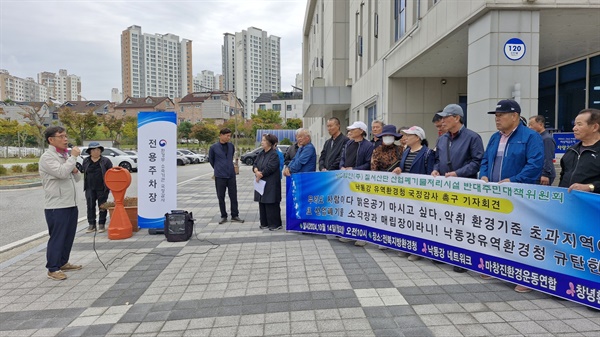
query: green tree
[
  {"left": 284, "top": 118, "right": 303, "bottom": 130},
  {"left": 0, "top": 119, "right": 19, "bottom": 146},
  {"left": 178, "top": 121, "right": 193, "bottom": 142},
  {"left": 102, "top": 115, "right": 124, "bottom": 146},
  {"left": 121, "top": 116, "right": 137, "bottom": 145},
  {"left": 59, "top": 108, "right": 99, "bottom": 145},
  {"left": 191, "top": 121, "right": 219, "bottom": 144},
  {"left": 251, "top": 109, "right": 283, "bottom": 134}
]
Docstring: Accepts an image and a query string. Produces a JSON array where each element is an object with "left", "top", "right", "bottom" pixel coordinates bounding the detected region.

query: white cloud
[{"left": 0, "top": 0, "right": 306, "bottom": 100}]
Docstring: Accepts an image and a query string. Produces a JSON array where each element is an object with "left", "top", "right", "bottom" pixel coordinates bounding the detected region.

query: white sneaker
[
  {"left": 338, "top": 238, "right": 352, "bottom": 243},
  {"left": 354, "top": 240, "right": 367, "bottom": 247}
]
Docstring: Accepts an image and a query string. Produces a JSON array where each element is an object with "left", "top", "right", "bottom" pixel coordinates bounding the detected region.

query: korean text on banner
[
  {"left": 286, "top": 171, "right": 600, "bottom": 309},
  {"left": 138, "top": 111, "right": 177, "bottom": 228}
]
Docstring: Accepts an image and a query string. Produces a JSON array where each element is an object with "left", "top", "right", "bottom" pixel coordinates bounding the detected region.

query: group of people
[
  {"left": 39, "top": 103, "right": 599, "bottom": 288},
  {"left": 206, "top": 101, "right": 600, "bottom": 297}
]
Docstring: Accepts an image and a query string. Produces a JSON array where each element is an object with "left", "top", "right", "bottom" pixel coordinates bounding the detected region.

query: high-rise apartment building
[
  {"left": 0, "top": 70, "right": 49, "bottom": 102},
  {"left": 222, "top": 33, "right": 235, "bottom": 91},
  {"left": 193, "top": 70, "right": 217, "bottom": 92},
  {"left": 222, "top": 27, "right": 281, "bottom": 116},
  {"left": 121, "top": 25, "right": 193, "bottom": 99},
  {"left": 38, "top": 69, "right": 80, "bottom": 102}
]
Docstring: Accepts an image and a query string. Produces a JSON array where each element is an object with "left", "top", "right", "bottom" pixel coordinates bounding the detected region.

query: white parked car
[
  {"left": 76, "top": 146, "right": 138, "bottom": 172},
  {"left": 177, "top": 149, "right": 206, "bottom": 163}
]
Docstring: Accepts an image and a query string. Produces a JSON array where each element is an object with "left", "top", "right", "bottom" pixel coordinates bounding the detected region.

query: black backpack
[{"left": 164, "top": 210, "right": 194, "bottom": 242}]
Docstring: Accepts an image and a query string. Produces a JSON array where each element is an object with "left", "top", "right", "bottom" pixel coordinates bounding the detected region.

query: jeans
[{"left": 85, "top": 189, "right": 109, "bottom": 225}]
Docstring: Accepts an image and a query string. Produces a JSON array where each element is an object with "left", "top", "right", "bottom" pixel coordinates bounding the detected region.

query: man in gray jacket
[{"left": 39, "top": 126, "right": 83, "bottom": 281}]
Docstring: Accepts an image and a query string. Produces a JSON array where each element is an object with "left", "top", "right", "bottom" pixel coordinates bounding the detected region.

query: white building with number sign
[{"left": 302, "top": 0, "right": 600, "bottom": 151}]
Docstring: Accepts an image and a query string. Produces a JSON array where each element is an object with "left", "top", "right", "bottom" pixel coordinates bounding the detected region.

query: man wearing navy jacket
[{"left": 209, "top": 128, "right": 244, "bottom": 224}]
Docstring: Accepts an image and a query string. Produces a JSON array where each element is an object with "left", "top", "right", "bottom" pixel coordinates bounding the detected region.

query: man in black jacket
[
  {"left": 319, "top": 117, "right": 348, "bottom": 171},
  {"left": 209, "top": 128, "right": 244, "bottom": 224},
  {"left": 559, "top": 108, "right": 600, "bottom": 194}
]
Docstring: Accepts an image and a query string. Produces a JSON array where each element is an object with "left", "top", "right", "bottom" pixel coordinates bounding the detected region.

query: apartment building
[
  {"left": 222, "top": 27, "right": 281, "bottom": 117},
  {"left": 38, "top": 69, "right": 81, "bottom": 102},
  {"left": 193, "top": 70, "right": 217, "bottom": 92},
  {"left": 121, "top": 25, "right": 193, "bottom": 100},
  {"left": 302, "top": 0, "right": 600, "bottom": 150},
  {"left": 0, "top": 70, "right": 49, "bottom": 102}
]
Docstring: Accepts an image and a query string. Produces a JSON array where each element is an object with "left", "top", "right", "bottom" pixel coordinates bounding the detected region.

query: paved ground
[{"left": 0, "top": 168, "right": 598, "bottom": 337}]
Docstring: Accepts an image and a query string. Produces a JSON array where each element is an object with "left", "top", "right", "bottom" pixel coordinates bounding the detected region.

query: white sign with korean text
[{"left": 138, "top": 112, "right": 177, "bottom": 228}]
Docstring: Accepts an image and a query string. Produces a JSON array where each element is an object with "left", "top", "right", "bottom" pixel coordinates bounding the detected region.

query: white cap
[
  {"left": 347, "top": 121, "right": 368, "bottom": 133},
  {"left": 402, "top": 126, "right": 426, "bottom": 140}
]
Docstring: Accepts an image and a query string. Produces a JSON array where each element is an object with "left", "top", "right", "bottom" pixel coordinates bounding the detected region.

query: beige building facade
[{"left": 302, "top": 0, "right": 600, "bottom": 151}]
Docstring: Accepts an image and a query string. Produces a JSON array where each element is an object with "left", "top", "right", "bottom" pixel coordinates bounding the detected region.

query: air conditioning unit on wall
[{"left": 345, "top": 78, "right": 353, "bottom": 87}]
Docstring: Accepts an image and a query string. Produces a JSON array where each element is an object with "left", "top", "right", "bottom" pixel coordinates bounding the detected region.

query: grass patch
[{"left": 0, "top": 158, "right": 38, "bottom": 165}]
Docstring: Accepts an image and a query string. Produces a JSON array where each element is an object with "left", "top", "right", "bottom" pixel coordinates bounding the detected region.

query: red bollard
[{"left": 105, "top": 167, "right": 133, "bottom": 240}]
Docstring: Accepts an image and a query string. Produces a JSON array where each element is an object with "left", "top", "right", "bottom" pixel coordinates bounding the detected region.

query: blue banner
[
  {"left": 553, "top": 132, "right": 577, "bottom": 154},
  {"left": 286, "top": 171, "right": 600, "bottom": 309}
]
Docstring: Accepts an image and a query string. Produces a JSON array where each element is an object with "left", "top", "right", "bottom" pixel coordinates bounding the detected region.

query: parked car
[
  {"left": 76, "top": 146, "right": 138, "bottom": 172},
  {"left": 177, "top": 154, "right": 191, "bottom": 166},
  {"left": 241, "top": 145, "right": 289, "bottom": 165},
  {"left": 123, "top": 150, "right": 137, "bottom": 156},
  {"left": 177, "top": 150, "right": 198, "bottom": 164},
  {"left": 177, "top": 149, "right": 206, "bottom": 163}
]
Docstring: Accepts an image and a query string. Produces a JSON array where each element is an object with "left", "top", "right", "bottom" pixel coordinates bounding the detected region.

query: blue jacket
[
  {"left": 340, "top": 138, "right": 374, "bottom": 170},
  {"left": 480, "top": 123, "right": 544, "bottom": 184},
  {"left": 433, "top": 126, "right": 484, "bottom": 178},
  {"left": 400, "top": 146, "right": 435, "bottom": 175},
  {"left": 287, "top": 142, "right": 317, "bottom": 173},
  {"left": 209, "top": 141, "right": 236, "bottom": 178}
]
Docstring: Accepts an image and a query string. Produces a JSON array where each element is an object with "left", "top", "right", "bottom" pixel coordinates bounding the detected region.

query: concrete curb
[
  {"left": 0, "top": 217, "right": 88, "bottom": 254},
  {"left": 0, "top": 181, "right": 42, "bottom": 190}
]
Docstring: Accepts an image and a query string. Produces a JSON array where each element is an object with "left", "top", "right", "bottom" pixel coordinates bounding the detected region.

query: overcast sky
[{"left": 0, "top": 0, "right": 306, "bottom": 101}]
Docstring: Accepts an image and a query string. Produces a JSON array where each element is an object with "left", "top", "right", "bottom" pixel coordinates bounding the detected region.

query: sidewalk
[{"left": 0, "top": 168, "right": 598, "bottom": 337}]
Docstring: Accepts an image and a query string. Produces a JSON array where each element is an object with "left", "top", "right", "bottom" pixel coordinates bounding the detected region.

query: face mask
[{"left": 382, "top": 136, "right": 395, "bottom": 145}]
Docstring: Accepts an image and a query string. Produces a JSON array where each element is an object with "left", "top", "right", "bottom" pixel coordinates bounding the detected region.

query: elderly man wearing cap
[
  {"left": 340, "top": 121, "right": 374, "bottom": 171},
  {"left": 480, "top": 99, "right": 544, "bottom": 185},
  {"left": 432, "top": 104, "right": 484, "bottom": 273},
  {"left": 432, "top": 104, "right": 484, "bottom": 180},
  {"left": 81, "top": 142, "right": 113, "bottom": 233},
  {"left": 479, "top": 99, "right": 543, "bottom": 293}
]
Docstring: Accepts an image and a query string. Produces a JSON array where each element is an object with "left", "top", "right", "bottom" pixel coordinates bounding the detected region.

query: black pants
[
  {"left": 215, "top": 177, "right": 239, "bottom": 218},
  {"left": 44, "top": 207, "right": 78, "bottom": 272},
  {"left": 259, "top": 202, "right": 281, "bottom": 229},
  {"left": 86, "top": 189, "right": 109, "bottom": 225}
]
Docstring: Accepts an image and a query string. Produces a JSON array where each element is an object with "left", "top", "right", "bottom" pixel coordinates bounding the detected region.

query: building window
[
  {"left": 394, "top": 0, "right": 406, "bottom": 41},
  {"left": 366, "top": 104, "right": 377, "bottom": 133},
  {"left": 589, "top": 55, "right": 600, "bottom": 110},
  {"left": 259, "top": 104, "right": 266, "bottom": 110},
  {"left": 558, "top": 60, "right": 586, "bottom": 132},
  {"left": 272, "top": 104, "right": 281, "bottom": 111},
  {"left": 538, "top": 69, "right": 556, "bottom": 129},
  {"left": 357, "top": 36, "right": 363, "bottom": 57},
  {"left": 287, "top": 105, "right": 292, "bottom": 111}
]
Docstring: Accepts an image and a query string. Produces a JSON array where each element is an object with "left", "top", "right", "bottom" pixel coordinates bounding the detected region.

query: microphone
[{"left": 68, "top": 143, "right": 74, "bottom": 148}]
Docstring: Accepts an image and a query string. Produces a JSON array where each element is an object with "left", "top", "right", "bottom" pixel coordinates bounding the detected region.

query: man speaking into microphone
[{"left": 39, "top": 126, "right": 83, "bottom": 281}]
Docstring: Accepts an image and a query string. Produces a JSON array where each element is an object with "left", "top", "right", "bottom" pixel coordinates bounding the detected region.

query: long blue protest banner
[{"left": 286, "top": 171, "right": 600, "bottom": 309}]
